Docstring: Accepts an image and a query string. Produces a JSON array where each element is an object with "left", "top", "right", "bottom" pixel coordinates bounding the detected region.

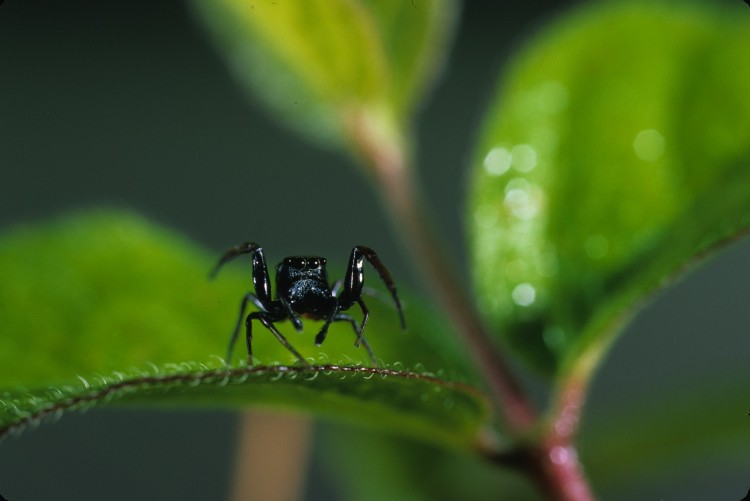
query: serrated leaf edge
[{"left": 0, "top": 364, "right": 488, "bottom": 441}]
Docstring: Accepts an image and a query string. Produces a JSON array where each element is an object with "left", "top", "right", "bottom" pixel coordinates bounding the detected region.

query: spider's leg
[
  {"left": 313, "top": 296, "right": 339, "bottom": 346},
  {"left": 244, "top": 312, "right": 254, "bottom": 365},
  {"left": 331, "top": 278, "right": 344, "bottom": 297},
  {"left": 226, "top": 292, "right": 266, "bottom": 365},
  {"left": 333, "top": 313, "right": 378, "bottom": 367},
  {"left": 313, "top": 312, "right": 335, "bottom": 346},
  {"left": 279, "top": 297, "right": 303, "bottom": 332},
  {"left": 250, "top": 311, "right": 310, "bottom": 366},
  {"left": 210, "top": 242, "right": 273, "bottom": 306},
  {"left": 331, "top": 280, "right": 368, "bottom": 346},
  {"left": 354, "top": 297, "right": 369, "bottom": 347},
  {"left": 339, "top": 246, "right": 405, "bottom": 329}
]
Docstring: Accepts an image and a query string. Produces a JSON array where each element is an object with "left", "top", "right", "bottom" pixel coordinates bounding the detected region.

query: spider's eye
[
  {"left": 309, "top": 258, "right": 319, "bottom": 268},
  {"left": 286, "top": 257, "right": 302, "bottom": 268}
]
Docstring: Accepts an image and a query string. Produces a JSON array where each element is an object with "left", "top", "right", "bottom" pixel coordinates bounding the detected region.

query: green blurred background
[{"left": 1, "top": 1, "right": 748, "bottom": 499}]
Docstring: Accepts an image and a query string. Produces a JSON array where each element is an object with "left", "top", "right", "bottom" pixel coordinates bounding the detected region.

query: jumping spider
[{"left": 211, "top": 242, "right": 406, "bottom": 366}]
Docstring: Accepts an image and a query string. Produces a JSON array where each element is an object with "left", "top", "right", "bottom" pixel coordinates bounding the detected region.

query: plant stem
[
  {"left": 231, "top": 411, "right": 312, "bottom": 501},
  {"left": 481, "top": 375, "right": 594, "bottom": 500},
  {"left": 486, "top": 443, "right": 594, "bottom": 501},
  {"left": 534, "top": 375, "right": 594, "bottom": 501},
  {"left": 345, "top": 106, "right": 595, "bottom": 500},
  {"left": 344, "top": 106, "right": 535, "bottom": 434}
]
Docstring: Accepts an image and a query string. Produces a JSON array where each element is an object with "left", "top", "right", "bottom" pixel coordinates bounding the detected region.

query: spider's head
[{"left": 276, "top": 256, "right": 329, "bottom": 285}]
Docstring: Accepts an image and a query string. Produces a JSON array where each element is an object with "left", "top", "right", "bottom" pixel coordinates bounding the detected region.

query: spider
[{"left": 210, "top": 242, "right": 406, "bottom": 367}]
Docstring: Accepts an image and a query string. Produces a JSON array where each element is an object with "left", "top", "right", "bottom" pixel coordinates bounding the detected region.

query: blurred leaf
[
  {"left": 318, "top": 423, "right": 538, "bottom": 501},
  {"left": 467, "top": 2, "right": 750, "bottom": 376},
  {"left": 0, "top": 210, "right": 489, "bottom": 448},
  {"left": 580, "top": 378, "right": 749, "bottom": 495},
  {"left": 191, "top": 0, "right": 458, "bottom": 147},
  {"left": 361, "top": 0, "right": 458, "bottom": 119}
]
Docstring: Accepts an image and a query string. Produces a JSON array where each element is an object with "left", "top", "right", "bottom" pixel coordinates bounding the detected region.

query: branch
[
  {"left": 344, "top": 105, "right": 596, "bottom": 500},
  {"left": 343, "top": 106, "right": 536, "bottom": 434}
]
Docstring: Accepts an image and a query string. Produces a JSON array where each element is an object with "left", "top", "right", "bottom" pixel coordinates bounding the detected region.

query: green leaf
[
  {"left": 0, "top": 364, "right": 488, "bottom": 451},
  {"left": 467, "top": 2, "right": 750, "bottom": 376},
  {"left": 580, "top": 378, "right": 749, "bottom": 495},
  {"left": 360, "top": 0, "right": 458, "bottom": 120},
  {"left": 0, "top": 211, "right": 489, "bottom": 449},
  {"left": 319, "top": 424, "right": 538, "bottom": 501},
  {"left": 190, "top": 0, "right": 458, "bottom": 147}
]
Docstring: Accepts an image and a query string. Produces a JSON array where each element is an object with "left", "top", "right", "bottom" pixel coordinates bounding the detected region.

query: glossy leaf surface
[
  {"left": 0, "top": 211, "right": 488, "bottom": 448},
  {"left": 468, "top": 2, "right": 750, "bottom": 376}
]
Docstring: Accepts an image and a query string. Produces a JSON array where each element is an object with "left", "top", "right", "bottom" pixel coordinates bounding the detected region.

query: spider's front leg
[
  {"left": 337, "top": 246, "right": 407, "bottom": 340},
  {"left": 211, "top": 242, "right": 276, "bottom": 364},
  {"left": 210, "top": 242, "right": 273, "bottom": 305}
]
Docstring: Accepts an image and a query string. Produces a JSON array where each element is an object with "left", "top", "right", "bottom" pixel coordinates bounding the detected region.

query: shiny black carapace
[{"left": 210, "top": 242, "right": 406, "bottom": 366}]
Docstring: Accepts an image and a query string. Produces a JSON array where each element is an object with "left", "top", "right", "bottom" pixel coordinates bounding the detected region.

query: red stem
[
  {"left": 535, "top": 376, "right": 595, "bottom": 501},
  {"left": 344, "top": 106, "right": 595, "bottom": 500},
  {"left": 344, "top": 107, "right": 535, "bottom": 433}
]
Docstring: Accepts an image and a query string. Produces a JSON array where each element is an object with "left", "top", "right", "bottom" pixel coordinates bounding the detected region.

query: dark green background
[{"left": 1, "top": 1, "right": 748, "bottom": 499}]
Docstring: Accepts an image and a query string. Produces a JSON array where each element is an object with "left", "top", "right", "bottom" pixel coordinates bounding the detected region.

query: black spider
[{"left": 210, "top": 242, "right": 406, "bottom": 366}]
